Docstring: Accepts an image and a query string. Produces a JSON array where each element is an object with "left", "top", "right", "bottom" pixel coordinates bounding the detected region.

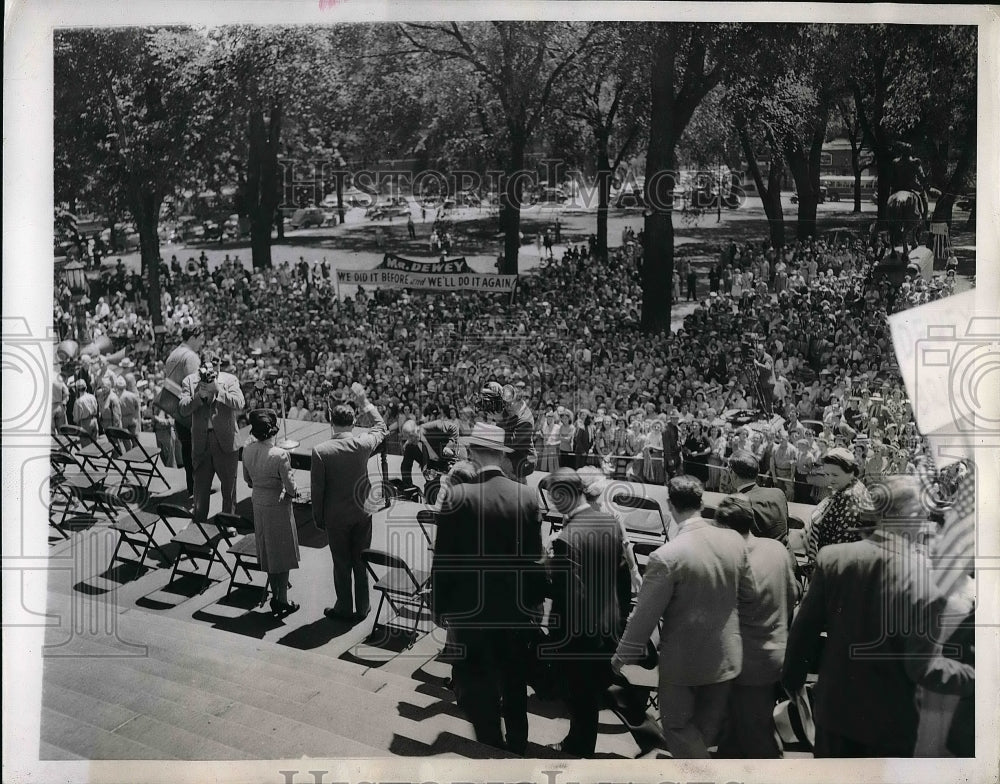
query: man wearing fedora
[
  {"left": 783, "top": 474, "right": 975, "bottom": 757},
  {"left": 431, "top": 422, "right": 545, "bottom": 756}
]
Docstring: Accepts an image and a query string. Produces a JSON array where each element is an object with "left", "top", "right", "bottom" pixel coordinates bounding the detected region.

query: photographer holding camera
[
  {"left": 178, "top": 351, "right": 246, "bottom": 521},
  {"left": 480, "top": 380, "right": 537, "bottom": 483}
]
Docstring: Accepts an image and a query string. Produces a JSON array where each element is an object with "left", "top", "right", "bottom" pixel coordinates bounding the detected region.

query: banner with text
[{"left": 336, "top": 254, "right": 517, "bottom": 293}]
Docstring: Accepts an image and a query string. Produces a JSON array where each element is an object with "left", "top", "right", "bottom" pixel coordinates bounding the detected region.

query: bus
[{"left": 820, "top": 174, "right": 877, "bottom": 202}]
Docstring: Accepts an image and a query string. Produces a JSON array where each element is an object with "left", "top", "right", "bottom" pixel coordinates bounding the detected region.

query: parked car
[{"left": 288, "top": 207, "right": 328, "bottom": 229}]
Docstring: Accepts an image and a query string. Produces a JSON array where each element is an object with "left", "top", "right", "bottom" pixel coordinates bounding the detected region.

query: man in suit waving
[
  {"left": 311, "top": 383, "right": 387, "bottom": 621},
  {"left": 431, "top": 422, "right": 545, "bottom": 756},
  {"left": 178, "top": 351, "right": 245, "bottom": 521}
]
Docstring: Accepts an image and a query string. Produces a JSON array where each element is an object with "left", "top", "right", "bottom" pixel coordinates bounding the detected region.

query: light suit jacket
[{"left": 178, "top": 371, "right": 245, "bottom": 462}]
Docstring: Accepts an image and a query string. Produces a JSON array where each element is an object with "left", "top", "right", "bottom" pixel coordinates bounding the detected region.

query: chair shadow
[{"left": 136, "top": 573, "right": 217, "bottom": 609}]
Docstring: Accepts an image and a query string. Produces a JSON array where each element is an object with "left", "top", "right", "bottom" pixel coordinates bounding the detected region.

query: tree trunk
[
  {"left": 595, "top": 129, "right": 611, "bottom": 261},
  {"left": 499, "top": 129, "right": 527, "bottom": 276},
  {"left": 133, "top": 188, "right": 162, "bottom": 327},
  {"left": 784, "top": 107, "right": 829, "bottom": 241},
  {"left": 245, "top": 102, "right": 283, "bottom": 269},
  {"left": 931, "top": 120, "right": 976, "bottom": 227},
  {"left": 874, "top": 145, "right": 893, "bottom": 223},
  {"left": 736, "top": 117, "right": 785, "bottom": 249},
  {"left": 851, "top": 145, "right": 862, "bottom": 213},
  {"left": 336, "top": 172, "right": 345, "bottom": 224},
  {"left": 641, "top": 33, "right": 677, "bottom": 334}
]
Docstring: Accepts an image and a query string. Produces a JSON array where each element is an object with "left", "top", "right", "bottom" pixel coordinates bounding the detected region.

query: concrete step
[
  {"left": 44, "top": 655, "right": 386, "bottom": 759},
  {"left": 46, "top": 631, "right": 486, "bottom": 757},
  {"left": 40, "top": 707, "right": 176, "bottom": 760},
  {"left": 38, "top": 740, "right": 86, "bottom": 761}
]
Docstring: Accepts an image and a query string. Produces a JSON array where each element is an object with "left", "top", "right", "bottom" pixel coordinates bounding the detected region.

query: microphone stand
[{"left": 276, "top": 377, "right": 299, "bottom": 450}]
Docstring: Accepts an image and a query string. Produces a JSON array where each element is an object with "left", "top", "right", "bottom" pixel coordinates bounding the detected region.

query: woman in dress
[
  {"left": 537, "top": 410, "right": 560, "bottom": 472},
  {"left": 706, "top": 424, "right": 728, "bottom": 491},
  {"left": 681, "top": 419, "right": 712, "bottom": 484},
  {"left": 242, "top": 409, "right": 301, "bottom": 616},
  {"left": 557, "top": 408, "right": 576, "bottom": 468},
  {"left": 805, "top": 448, "right": 874, "bottom": 568}
]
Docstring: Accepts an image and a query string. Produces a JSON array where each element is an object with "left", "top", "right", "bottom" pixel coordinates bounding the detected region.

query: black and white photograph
[{"left": 3, "top": 2, "right": 998, "bottom": 783}]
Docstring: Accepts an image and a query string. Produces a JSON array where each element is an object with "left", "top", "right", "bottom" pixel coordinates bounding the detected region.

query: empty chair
[
  {"left": 611, "top": 492, "right": 669, "bottom": 540},
  {"left": 106, "top": 492, "right": 173, "bottom": 573},
  {"left": 164, "top": 508, "right": 236, "bottom": 591},
  {"left": 362, "top": 548, "right": 431, "bottom": 645},
  {"left": 49, "top": 451, "right": 116, "bottom": 521},
  {"left": 104, "top": 426, "right": 170, "bottom": 494},
  {"left": 219, "top": 512, "right": 270, "bottom": 605},
  {"left": 415, "top": 508, "right": 438, "bottom": 551},
  {"left": 59, "top": 425, "right": 119, "bottom": 478}
]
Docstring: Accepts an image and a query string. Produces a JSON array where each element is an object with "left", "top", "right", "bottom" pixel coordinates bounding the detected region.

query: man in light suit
[
  {"left": 431, "top": 422, "right": 545, "bottom": 756},
  {"left": 311, "top": 383, "right": 387, "bottom": 621},
  {"left": 713, "top": 494, "right": 798, "bottom": 758},
  {"left": 727, "top": 450, "right": 789, "bottom": 545},
  {"left": 178, "top": 351, "right": 245, "bottom": 521},
  {"left": 782, "top": 474, "right": 974, "bottom": 757},
  {"left": 612, "top": 474, "right": 752, "bottom": 759}
]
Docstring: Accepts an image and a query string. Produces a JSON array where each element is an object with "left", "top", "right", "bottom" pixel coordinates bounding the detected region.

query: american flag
[{"left": 932, "top": 469, "right": 976, "bottom": 599}]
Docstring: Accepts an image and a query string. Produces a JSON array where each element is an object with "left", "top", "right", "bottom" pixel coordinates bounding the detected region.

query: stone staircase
[{"left": 40, "top": 588, "right": 644, "bottom": 760}]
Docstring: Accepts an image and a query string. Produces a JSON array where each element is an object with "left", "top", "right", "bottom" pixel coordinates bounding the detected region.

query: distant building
[{"left": 821, "top": 138, "right": 874, "bottom": 176}]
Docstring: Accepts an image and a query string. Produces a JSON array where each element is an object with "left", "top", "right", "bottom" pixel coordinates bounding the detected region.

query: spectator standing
[
  {"left": 805, "top": 448, "right": 874, "bottom": 566},
  {"left": 726, "top": 450, "right": 789, "bottom": 546},
  {"left": 714, "top": 495, "right": 798, "bottom": 758},
  {"left": 431, "top": 423, "right": 545, "bottom": 756},
  {"left": 612, "top": 476, "right": 752, "bottom": 759},
  {"left": 540, "top": 468, "right": 631, "bottom": 757},
  {"left": 783, "top": 475, "right": 974, "bottom": 757},
  {"left": 163, "top": 326, "right": 205, "bottom": 496}
]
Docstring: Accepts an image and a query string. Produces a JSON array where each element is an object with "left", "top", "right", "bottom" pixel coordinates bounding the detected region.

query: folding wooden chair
[
  {"left": 538, "top": 487, "right": 566, "bottom": 535},
  {"left": 219, "top": 512, "right": 271, "bottom": 606},
  {"left": 49, "top": 451, "right": 117, "bottom": 521},
  {"left": 164, "top": 508, "right": 236, "bottom": 591},
  {"left": 362, "top": 548, "right": 431, "bottom": 646},
  {"left": 612, "top": 492, "right": 669, "bottom": 539},
  {"left": 415, "top": 508, "right": 438, "bottom": 551},
  {"left": 59, "top": 425, "right": 120, "bottom": 477},
  {"left": 105, "top": 491, "right": 173, "bottom": 573},
  {"left": 104, "top": 427, "right": 170, "bottom": 493}
]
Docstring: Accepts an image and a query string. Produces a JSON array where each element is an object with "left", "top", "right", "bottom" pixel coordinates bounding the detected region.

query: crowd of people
[
  {"left": 54, "top": 228, "right": 960, "bottom": 508},
  {"left": 50, "top": 221, "right": 976, "bottom": 761}
]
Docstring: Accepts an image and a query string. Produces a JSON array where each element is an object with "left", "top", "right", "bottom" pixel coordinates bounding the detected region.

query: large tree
[
  {"left": 54, "top": 28, "right": 217, "bottom": 326},
  {"left": 560, "top": 23, "right": 648, "bottom": 260},
  {"left": 396, "top": 22, "right": 596, "bottom": 275},
  {"left": 641, "top": 23, "right": 740, "bottom": 332}
]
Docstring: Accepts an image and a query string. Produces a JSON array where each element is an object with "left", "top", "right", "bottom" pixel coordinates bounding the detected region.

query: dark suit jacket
[
  {"left": 431, "top": 467, "right": 544, "bottom": 628},
  {"left": 783, "top": 530, "right": 974, "bottom": 750},
  {"left": 737, "top": 482, "right": 789, "bottom": 545},
  {"left": 545, "top": 506, "right": 631, "bottom": 655},
  {"left": 178, "top": 371, "right": 245, "bottom": 461},
  {"left": 310, "top": 404, "right": 387, "bottom": 528}
]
